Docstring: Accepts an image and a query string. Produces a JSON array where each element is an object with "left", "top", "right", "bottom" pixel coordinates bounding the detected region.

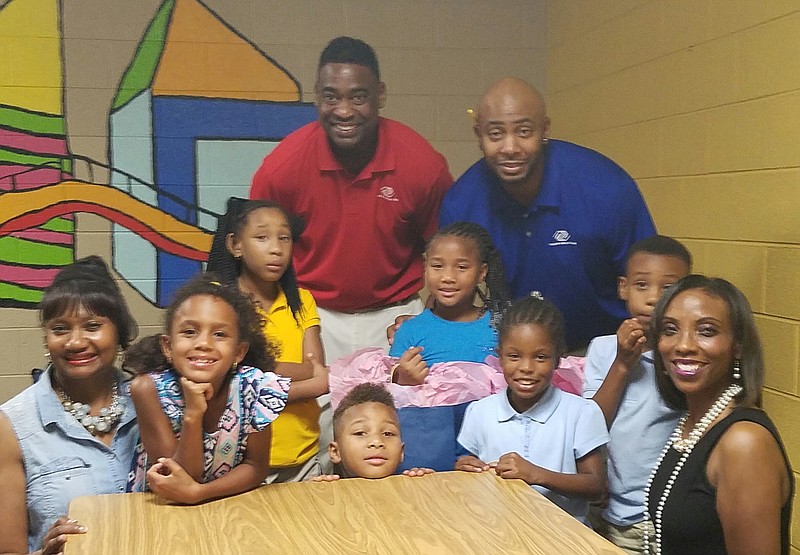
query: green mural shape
[{"left": 111, "top": 0, "right": 174, "bottom": 111}]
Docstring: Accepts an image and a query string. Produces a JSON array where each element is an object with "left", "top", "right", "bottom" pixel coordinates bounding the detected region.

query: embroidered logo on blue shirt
[{"left": 548, "top": 229, "right": 577, "bottom": 246}]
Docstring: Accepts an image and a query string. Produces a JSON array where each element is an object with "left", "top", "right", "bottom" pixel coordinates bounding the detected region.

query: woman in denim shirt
[{"left": 0, "top": 256, "right": 139, "bottom": 554}]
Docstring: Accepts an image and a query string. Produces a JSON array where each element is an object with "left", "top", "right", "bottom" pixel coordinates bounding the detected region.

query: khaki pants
[
  {"left": 265, "top": 454, "right": 322, "bottom": 484},
  {"left": 588, "top": 504, "right": 656, "bottom": 555}
]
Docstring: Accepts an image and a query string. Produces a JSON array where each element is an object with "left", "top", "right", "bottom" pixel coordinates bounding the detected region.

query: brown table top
[{"left": 67, "top": 471, "right": 624, "bottom": 554}]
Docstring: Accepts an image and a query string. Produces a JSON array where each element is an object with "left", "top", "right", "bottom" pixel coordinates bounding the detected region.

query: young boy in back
[
  {"left": 313, "top": 383, "right": 433, "bottom": 481},
  {"left": 582, "top": 236, "right": 691, "bottom": 554}
]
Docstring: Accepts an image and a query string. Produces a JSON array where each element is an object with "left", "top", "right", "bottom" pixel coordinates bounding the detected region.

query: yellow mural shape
[
  {"left": 0, "top": 0, "right": 62, "bottom": 113},
  {"left": 153, "top": 0, "right": 300, "bottom": 101},
  {"left": 0, "top": 182, "right": 213, "bottom": 257}
]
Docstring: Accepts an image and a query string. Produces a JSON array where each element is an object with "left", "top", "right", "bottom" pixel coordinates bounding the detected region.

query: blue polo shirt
[
  {"left": 440, "top": 140, "right": 655, "bottom": 349},
  {"left": 457, "top": 386, "right": 609, "bottom": 523}
]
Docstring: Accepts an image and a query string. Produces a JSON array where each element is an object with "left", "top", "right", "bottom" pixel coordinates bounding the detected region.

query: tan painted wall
[
  {"left": 0, "top": 0, "right": 547, "bottom": 401},
  {"left": 546, "top": 1, "right": 799, "bottom": 550}
]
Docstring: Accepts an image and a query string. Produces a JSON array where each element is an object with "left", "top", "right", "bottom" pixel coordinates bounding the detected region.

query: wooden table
[{"left": 67, "top": 471, "right": 624, "bottom": 554}]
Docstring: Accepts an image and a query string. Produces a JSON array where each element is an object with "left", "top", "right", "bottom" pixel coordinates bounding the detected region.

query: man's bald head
[
  {"left": 476, "top": 78, "right": 548, "bottom": 127},
  {"left": 473, "top": 78, "right": 551, "bottom": 204}
]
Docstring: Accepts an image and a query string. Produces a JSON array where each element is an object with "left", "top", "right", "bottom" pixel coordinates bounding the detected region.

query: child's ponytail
[
  {"left": 430, "top": 222, "right": 512, "bottom": 327},
  {"left": 123, "top": 334, "right": 169, "bottom": 375},
  {"left": 480, "top": 244, "right": 512, "bottom": 328}
]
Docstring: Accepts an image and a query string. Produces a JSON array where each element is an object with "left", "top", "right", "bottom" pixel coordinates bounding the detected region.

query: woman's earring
[
  {"left": 733, "top": 359, "right": 741, "bottom": 380},
  {"left": 44, "top": 343, "right": 51, "bottom": 361}
]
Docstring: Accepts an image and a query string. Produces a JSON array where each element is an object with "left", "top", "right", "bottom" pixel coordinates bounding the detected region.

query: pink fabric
[
  {"left": 329, "top": 348, "right": 586, "bottom": 409},
  {"left": 552, "top": 355, "right": 585, "bottom": 396}
]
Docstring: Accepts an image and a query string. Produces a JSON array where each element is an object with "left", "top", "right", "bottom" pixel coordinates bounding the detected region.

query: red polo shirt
[{"left": 250, "top": 118, "right": 452, "bottom": 312}]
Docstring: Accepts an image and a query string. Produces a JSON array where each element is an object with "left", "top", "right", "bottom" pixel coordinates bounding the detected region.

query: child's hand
[
  {"left": 393, "top": 346, "right": 429, "bottom": 386},
  {"left": 402, "top": 467, "right": 435, "bottom": 477},
  {"left": 455, "top": 455, "right": 491, "bottom": 473},
  {"left": 495, "top": 452, "right": 538, "bottom": 484},
  {"left": 310, "top": 474, "right": 341, "bottom": 482},
  {"left": 181, "top": 377, "right": 213, "bottom": 418},
  {"left": 386, "top": 314, "right": 415, "bottom": 346},
  {"left": 615, "top": 318, "right": 647, "bottom": 368},
  {"left": 147, "top": 457, "right": 202, "bottom": 504}
]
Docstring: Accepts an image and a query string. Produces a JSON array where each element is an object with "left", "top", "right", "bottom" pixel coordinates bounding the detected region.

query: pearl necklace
[
  {"left": 55, "top": 381, "right": 125, "bottom": 435},
  {"left": 642, "top": 382, "right": 743, "bottom": 554}
]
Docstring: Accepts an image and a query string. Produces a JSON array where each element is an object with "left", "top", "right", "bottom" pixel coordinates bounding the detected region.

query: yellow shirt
[{"left": 259, "top": 287, "right": 321, "bottom": 467}]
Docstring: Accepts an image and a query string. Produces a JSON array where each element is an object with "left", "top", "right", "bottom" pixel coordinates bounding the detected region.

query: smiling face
[
  {"left": 161, "top": 294, "right": 248, "bottom": 394},
  {"left": 499, "top": 323, "right": 557, "bottom": 413},
  {"left": 619, "top": 253, "right": 690, "bottom": 334},
  {"left": 330, "top": 401, "right": 404, "bottom": 479},
  {"left": 315, "top": 63, "right": 385, "bottom": 155},
  {"left": 228, "top": 207, "right": 292, "bottom": 285},
  {"left": 45, "top": 303, "right": 120, "bottom": 382},
  {"left": 475, "top": 79, "right": 550, "bottom": 202},
  {"left": 658, "top": 289, "right": 738, "bottom": 404},
  {"left": 424, "top": 235, "right": 487, "bottom": 320}
]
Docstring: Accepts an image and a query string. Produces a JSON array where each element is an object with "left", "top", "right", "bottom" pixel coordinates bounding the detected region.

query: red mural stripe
[
  {"left": 0, "top": 129, "right": 68, "bottom": 156},
  {"left": 0, "top": 167, "right": 65, "bottom": 191},
  {"left": 0, "top": 201, "right": 208, "bottom": 261},
  {"left": 0, "top": 263, "right": 61, "bottom": 288},
  {"left": 10, "top": 229, "right": 74, "bottom": 245}
]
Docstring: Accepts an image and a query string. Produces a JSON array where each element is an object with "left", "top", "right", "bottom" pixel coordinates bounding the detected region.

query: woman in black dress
[{"left": 644, "top": 275, "right": 793, "bottom": 555}]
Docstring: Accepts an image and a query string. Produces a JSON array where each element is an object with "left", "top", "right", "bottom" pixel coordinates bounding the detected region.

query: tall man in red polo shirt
[{"left": 251, "top": 38, "right": 452, "bottom": 470}]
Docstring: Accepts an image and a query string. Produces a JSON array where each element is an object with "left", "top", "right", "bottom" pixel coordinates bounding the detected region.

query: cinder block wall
[{"left": 546, "top": 2, "right": 799, "bottom": 549}]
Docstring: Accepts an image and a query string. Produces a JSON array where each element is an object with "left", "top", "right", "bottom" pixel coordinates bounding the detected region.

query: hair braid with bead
[{"left": 428, "top": 222, "right": 511, "bottom": 328}]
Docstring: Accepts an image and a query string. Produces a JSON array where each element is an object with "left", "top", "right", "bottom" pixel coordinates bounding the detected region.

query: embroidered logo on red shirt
[{"left": 377, "top": 186, "right": 400, "bottom": 202}]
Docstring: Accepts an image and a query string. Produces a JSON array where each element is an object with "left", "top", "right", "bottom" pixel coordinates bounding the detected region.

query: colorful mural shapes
[
  {"left": 0, "top": 0, "right": 73, "bottom": 307},
  {"left": 109, "top": 0, "right": 317, "bottom": 306}
]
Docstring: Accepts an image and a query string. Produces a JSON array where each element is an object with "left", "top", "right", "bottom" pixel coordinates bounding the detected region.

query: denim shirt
[{"left": 0, "top": 369, "right": 138, "bottom": 552}]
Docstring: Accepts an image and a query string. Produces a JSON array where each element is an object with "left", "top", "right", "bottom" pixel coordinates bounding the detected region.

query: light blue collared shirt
[
  {"left": 1, "top": 369, "right": 138, "bottom": 552},
  {"left": 457, "top": 386, "right": 609, "bottom": 523},
  {"left": 583, "top": 334, "right": 681, "bottom": 526}
]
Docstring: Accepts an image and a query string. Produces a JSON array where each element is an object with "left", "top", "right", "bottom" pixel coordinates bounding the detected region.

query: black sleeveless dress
[{"left": 647, "top": 407, "right": 794, "bottom": 555}]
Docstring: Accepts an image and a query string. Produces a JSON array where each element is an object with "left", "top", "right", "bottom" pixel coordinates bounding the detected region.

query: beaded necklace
[
  {"left": 642, "top": 382, "right": 743, "bottom": 554},
  {"left": 55, "top": 381, "right": 125, "bottom": 435}
]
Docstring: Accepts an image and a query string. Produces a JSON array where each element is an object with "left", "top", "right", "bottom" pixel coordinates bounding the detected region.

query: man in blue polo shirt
[{"left": 440, "top": 78, "right": 655, "bottom": 350}]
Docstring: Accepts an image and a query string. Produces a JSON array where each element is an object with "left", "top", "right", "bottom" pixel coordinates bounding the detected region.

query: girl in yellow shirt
[{"left": 209, "top": 198, "right": 328, "bottom": 482}]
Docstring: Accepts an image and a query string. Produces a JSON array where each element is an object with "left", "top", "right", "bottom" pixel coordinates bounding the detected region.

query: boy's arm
[
  {"left": 494, "top": 447, "right": 606, "bottom": 500},
  {"left": 587, "top": 320, "right": 647, "bottom": 427}
]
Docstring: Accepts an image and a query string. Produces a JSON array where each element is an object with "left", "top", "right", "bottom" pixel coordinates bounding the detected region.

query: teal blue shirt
[{"left": 388, "top": 309, "right": 496, "bottom": 363}]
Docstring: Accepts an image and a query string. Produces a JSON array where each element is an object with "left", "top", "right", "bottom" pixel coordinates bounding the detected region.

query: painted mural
[{"left": 0, "top": 0, "right": 317, "bottom": 308}]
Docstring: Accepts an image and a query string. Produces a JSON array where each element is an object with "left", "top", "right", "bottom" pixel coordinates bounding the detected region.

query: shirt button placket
[{"left": 523, "top": 419, "right": 532, "bottom": 458}]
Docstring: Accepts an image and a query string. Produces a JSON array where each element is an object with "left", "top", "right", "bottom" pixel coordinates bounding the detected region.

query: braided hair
[
  {"left": 123, "top": 273, "right": 277, "bottom": 375},
  {"left": 207, "top": 197, "right": 305, "bottom": 323},
  {"left": 496, "top": 294, "right": 566, "bottom": 358},
  {"left": 427, "top": 222, "right": 511, "bottom": 327}
]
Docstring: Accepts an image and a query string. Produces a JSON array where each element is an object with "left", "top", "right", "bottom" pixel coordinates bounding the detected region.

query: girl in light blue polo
[{"left": 456, "top": 295, "right": 609, "bottom": 524}]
